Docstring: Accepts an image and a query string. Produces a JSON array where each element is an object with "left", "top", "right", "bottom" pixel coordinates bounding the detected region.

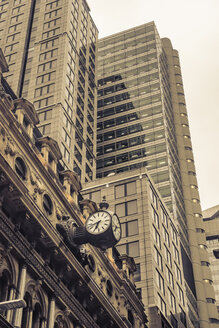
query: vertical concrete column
[
  {"left": 47, "top": 297, "right": 56, "bottom": 328},
  {"left": 13, "top": 263, "right": 27, "bottom": 328}
]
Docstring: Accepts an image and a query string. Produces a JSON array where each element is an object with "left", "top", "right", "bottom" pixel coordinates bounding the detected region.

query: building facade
[
  {"left": 96, "top": 22, "right": 218, "bottom": 327},
  {"left": 0, "top": 50, "right": 147, "bottom": 328},
  {"left": 0, "top": 0, "right": 98, "bottom": 182},
  {"left": 203, "top": 205, "right": 219, "bottom": 313},
  {"left": 82, "top": 169, "right": 189, "bottom": 328}
]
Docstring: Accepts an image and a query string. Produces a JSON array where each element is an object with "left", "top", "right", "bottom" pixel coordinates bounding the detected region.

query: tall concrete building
[
  {"left": 96, "top": 22, "right": 218, "bottom": 327},
  {"left": 0, "top": 0, "right": 98, "bottom": 183},
  {"left": 203, "top": 205, "right": 219, "bottom": 313}
]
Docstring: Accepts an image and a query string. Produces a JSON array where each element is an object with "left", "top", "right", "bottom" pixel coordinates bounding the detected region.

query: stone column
[
  {"left": 27, "top": 308, "right": 33, "bottom": 328},
  {"left": 47, "top": 297, "right": 55, "bottom": 328},
  {"left": 6, "top": 284, "right": 16, "bottom": 322},
  {"left": 13, "top": 263, "right": 27, "bottom": 327}
]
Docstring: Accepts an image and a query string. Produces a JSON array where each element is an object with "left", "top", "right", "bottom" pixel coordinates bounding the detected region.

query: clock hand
[{"left": 93, "top": 220, "right": 101, "bottom": 231}]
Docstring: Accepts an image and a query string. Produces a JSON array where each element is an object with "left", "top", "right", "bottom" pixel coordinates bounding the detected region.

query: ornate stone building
[{"left": 0, "top": 50, "right": 147, "bottom": 328}]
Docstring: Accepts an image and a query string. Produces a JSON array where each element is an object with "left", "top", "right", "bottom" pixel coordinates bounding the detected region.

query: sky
[{"left": 88, "top": 0, "right": 219, "bottom": 211}]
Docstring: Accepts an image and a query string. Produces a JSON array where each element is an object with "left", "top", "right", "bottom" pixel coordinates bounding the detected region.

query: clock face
[
  {"left": 112, "top": 214, "right": 121, "bottom": 241},
  {"left": 86, "top": 211, "right": 111, "bottom": 235}
]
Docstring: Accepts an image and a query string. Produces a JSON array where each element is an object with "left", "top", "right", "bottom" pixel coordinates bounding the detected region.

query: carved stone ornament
[
  {"left": 4, "top": 144, "right": 15, "bottom": 156},
  {"left": 30, "top": 171, "right": 42, "bottom": 187}
]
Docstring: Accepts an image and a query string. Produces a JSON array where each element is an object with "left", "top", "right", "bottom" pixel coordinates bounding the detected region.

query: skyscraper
[
  {"left": 0, "top": 0, "right": 98, "bottom": 183},
  {"left": 203, "top": 205, "right": 219, "bottom": 313},
  {"left": 96, "top": 22, "right": 218, "bottom": 327}
]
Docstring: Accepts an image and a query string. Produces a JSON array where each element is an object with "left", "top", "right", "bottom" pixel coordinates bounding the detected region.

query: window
[
  {"left": 151, "top": 205, "right": 159, "bottom": 228},
  {"left": 115, "top": 200, "right": 137, "bottom": 217},
  {"left": 86, "top": 164, "right": 93, "bottom": 179},
  {"left": 170, "top": 222, "right": 178, "bottom": 244},
  {"left": 61, "top": 143, "right": 70, "bottom": 163},
  {"left": 173, "top": 243, "right": 180, "bottom": 264},
  {"left": 164, "top": 245, "right": 172, "bottom": 267},
  {"left": 175, "top": 263, "right": 182, "bottom": 283},
  {"left": 177, "top": 283, "right": 184, "bottom": 305},
  {"left": 168, "top": 289, "right": 176, "bottom": 312},
  {"left": 156, "top": 270, "right": 165, "bottom": 295},
  {"left": 115, "top": 181, "right": 136, "bottom": 198},
  {"left": 166, "top": 265, "right": 174, "bottom": 288},
  {"left": 62, "top": 129, "right": 71, "bottom": 148},
  {"left": 83, "top": 190, "right": 101, "bottom": 204},
  {"left": 161, "top": 207, "right": 168, "bottom": 226},
  {"left": 63, "top": 115, "right": 71, "bottom": 133},
  {"left": 158, "top": 294, "right": 166, "bottom": 315},
  {"left": 74, "top": 146, "right": 82, "bottom": 164},
  {"left": 15, "top": 157, "right": 26, "bottom": 180},
  {"left": 150, "top": 186, "right": 158, "bottom": 209},
  {"left": 75, "top": 132, "right": 82, "bottom": 149},
  {"left": 38, "top": 124, "right": 51, "bottom": 135},
  {"left": 153, "top": 226, "right": 161, "bottom": 249},
  {"left": 43, "top": 194, "right": 53, "bottom": 215},
  {"left": 121, "top": 220, "right": 138, "bottom": 237},
  {"left": 117, "top": 241, "right": 140, "bottom": 258},
  {"left": 134, "top": 263, "right": 141, "bottom": 282},
  {"left": 73, "top": 161, "right": 81, "bottom": 177},
  {"left": 38, "top": 110, "right": 52, "bottom": 121},
  {"left": 155, "top": 247, "right": 163, "bottom": 271}
]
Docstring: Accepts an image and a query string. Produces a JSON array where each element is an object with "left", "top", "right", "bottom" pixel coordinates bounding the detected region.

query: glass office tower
[
  {"left": 0, "top": 0, "right": 98, "bottom": 183},
  {"left": 96, "top": 22, "right": 218, "bottom": 327}
]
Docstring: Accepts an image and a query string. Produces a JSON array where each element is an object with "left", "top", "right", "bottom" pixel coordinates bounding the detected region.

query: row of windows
[
  {"left": 97, "top": 116, "right": 163, "bottom": 143},
  {"left": 98, "top": 24, "right": 155, "bottom": 49},
  {"left": 97, "top": 100, "right": 161, "bottom": 119},
  {"left": 97, "top": 144, "right": 166, "bottom": 169},
  {"left": 99, "top": 84, "right": 160, "bottom": 110},
  {"left": 99, "top": 145, "right": 166, "bottom": 168},
  {"left": 98, "top": 72, "right": 159, "bottom": 96},
  {"left": 98, "top": 48, "right": 157, "bottom": 71},
  {"left": 34, "top": 96, "right": 54, "bottom": 109},
  {"left": 42, "top": 27, "right": 60, "bottom": 40},
  {"left": 98, "top": 61, "right": 158, "bottom": 79},
  {"left": 98, "top": 33, "right": 155, "bottom": 57},
  {"left": 98, "top": 94, "right": 160, "bottom": 116},
  {"left": 97, "top": 106, "right": 161, "bottom": 132},
  {"left": 35, "top": 83, "right": 55, "bottom": 97},
  {"left": 97, "top": 157, "right": 168, "bottom": 178},
  {"left": 44, "top": 8, "right": 61, "bottom": 20}
]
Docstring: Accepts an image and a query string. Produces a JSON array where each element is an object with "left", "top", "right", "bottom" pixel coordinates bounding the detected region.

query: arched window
[
  {"left": 21, "top": 293, "right": 32, "bottom": 328},
  {"left": 15, "top": 157, "right": 27, "bottom": 180},
  {"left": 0, "top": 270, "right": 11, "bottom": 316},
  {"left": 0, "top": 270, "right": 10, "bottom": 302},
  {"left": 43, "top": 194, "right": 53, "bottom": 215}
]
